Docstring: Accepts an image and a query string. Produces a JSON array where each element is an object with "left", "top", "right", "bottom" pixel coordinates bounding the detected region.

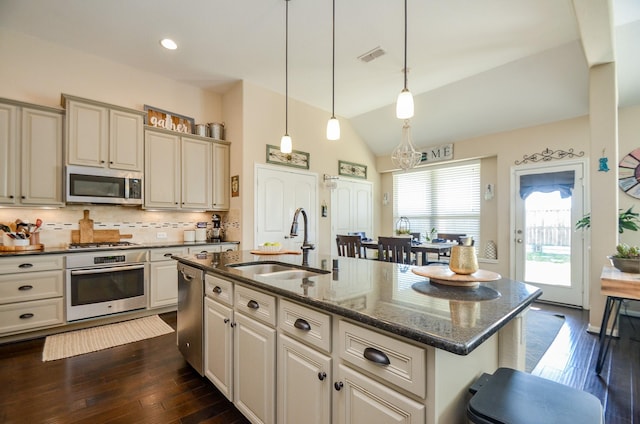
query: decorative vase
[{"left": 449, "top": 245, "right": 479, "bottom": 275}]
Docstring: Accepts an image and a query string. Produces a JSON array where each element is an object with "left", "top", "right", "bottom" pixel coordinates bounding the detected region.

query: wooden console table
[{"left": 596, "top": 266, "right": 640, "bottom": 374}]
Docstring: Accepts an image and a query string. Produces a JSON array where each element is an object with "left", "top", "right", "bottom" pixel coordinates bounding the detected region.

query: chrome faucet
[{"left": 290, "top": 207, "right": 315, "bottom": 260}]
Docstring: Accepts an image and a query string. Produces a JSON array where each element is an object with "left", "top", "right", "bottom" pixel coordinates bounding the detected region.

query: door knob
[{"left": 516, "top": 239, "right": 523, "bottom": 243}]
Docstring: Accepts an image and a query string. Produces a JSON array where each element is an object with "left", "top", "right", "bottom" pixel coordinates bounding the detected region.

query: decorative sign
[
  {"left": 144, "top": 105, "right": 194, "bottom": 134},
  {"left": 266, "top": 145, "right": 310, "bottom": 169},
  {"left": 514, "top": 147, "right": 584, "bottom": 165},
  {"left": 231, "top": 175, "right": 240, "bottom": 197},
  {"left": 339, "top": 160, "right": 367, "bottom": 179},
  {"left": 420, "top": 143, "right": 453, "bottom": 164}
]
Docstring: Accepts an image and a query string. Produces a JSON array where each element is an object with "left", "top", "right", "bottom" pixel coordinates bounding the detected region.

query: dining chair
[
  {"left": 377, "top": 236, "right": 413, "bottom": 264},
  {"left": 435, "top": 233, "right": 467, "bottom": 262},
  {"left": 336, "top": 235, "right": 366, "bottom": 259}
]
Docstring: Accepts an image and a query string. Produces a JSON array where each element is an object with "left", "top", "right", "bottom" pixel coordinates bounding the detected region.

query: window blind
[{"left": 393, "top": 160, "right": 481, "bottom": 244}]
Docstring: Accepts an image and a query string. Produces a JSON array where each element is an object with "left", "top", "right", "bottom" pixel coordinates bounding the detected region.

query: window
[{"left": 393, "top": 160, "right": 481, "bottom": 245}]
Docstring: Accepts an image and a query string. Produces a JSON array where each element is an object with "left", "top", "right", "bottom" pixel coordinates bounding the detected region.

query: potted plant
[
  {"left": 609, "top": 243, "right": 640, "bottom": 273},
  {"left": 575, "top": 206, "right": 640, "bottom": 233}
]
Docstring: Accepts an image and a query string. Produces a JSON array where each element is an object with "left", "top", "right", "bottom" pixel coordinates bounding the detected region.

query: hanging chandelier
[
  {"left": 326, "top": 0, "right": 340, "bottom": 140},
  {"left": 391, "top": 120, "right": 422, "bottom": 170},
  {"left": 280, "top": 0, "right": 293, "bottom": 153}
]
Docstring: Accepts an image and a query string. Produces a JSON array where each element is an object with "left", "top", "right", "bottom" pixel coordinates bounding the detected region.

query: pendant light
[
  {"left": 391, "top": 119, "right": 422, "bottom": 170},
  {"left": 326, "top": 0, "right": 340, "bottom": 140},
  {"left": 396, "top": 0, "right": 414, "bottom": 120},
  {"left": 280, "top": 0, "right": 293, "bottom": 153}
]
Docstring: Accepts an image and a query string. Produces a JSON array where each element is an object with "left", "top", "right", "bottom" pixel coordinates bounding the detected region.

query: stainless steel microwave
[{"left": 66, "top": 165, "right": 143, "bottom": 205}]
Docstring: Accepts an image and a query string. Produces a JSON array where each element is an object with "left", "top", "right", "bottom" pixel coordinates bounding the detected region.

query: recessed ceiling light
[{"left": 160, "top": 38, "right": 177, "bottom": 50}]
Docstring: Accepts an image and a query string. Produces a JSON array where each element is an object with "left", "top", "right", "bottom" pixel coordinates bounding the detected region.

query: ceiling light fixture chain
[
  {"left": 280, "top": 0, "right": 293, "bottom": 153},
  {"left": 396, "top": 0, "right": 414, "bottom": 120},
  {"left": 326, "top": 0, "right": 340, "bottom": 140}
]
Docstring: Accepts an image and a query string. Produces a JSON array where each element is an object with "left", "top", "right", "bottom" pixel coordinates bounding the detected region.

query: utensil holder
[{"left": 449, "top": 245, "right": 478, "bottom": 275}]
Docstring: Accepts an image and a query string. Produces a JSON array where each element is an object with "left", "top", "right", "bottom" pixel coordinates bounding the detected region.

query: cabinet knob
[
  {"left": 223, "top": 318, "right": 230, "bottom": 324},
  {"left": 109, "top": 161, "right": 113, "bottom": 164},
  {"left": 318, "top": 372, "right": 327, "bottom": 381},
  {"left": 100, "top": 160, "right": 105, "bottom": 163},
  {"left": 21, "top": 196, "right": 25, "bottom": 199},
  {"left": 247, "top": 300, "right": 259, "bottom": 310},
  {"left": 8, "top": 195, "right": 14, "bottom": 199},
  {"left": 213, "top": 286, "right": 222, "bottom": 294},
  {"left": 19, "top": 313, "right": 34, "bottom": 319},
  {"left": 334, "top": 381, "right": 344, "bottom": 391},
  {"left": 294, "top": 318, "right": 311, "bottom": 331},
  {"left": 363, "top": 347, "right": 391, "bottom": 365},
  {"left": 230, "top": 322, "right": 236, "bottom": 328}
]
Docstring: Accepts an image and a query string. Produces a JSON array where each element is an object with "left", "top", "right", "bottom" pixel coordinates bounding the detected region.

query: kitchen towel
[{"left": 42, "top": 315, "right": 174, "bottom": 361}]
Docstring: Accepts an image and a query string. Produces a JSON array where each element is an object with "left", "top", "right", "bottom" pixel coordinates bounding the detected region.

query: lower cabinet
[
  {"left": 278, "top": 334, "right": 331, "bottom": 424},
  {"left": 148, "top": 247, "right": 188, "bottom": 309},
  {"left": 335, "top": 364, "right": 425, "bottom": 424},
  {"left": 204, "top": 296, "right": 234, "bottom": 401},
  {"left": 234, "top": 311, "right": 276, "bottom": 424}
]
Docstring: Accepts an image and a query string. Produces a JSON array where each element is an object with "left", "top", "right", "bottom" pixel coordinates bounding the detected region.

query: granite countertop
[
  {"left": 174, "top": 250, "right": 542, "bottom": 356},
  {"left": 0, "top": 240, "right": 240, "bottom": 257}
]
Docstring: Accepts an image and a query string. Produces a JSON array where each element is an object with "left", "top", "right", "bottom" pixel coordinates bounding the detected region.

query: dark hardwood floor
[
  {"left": 0, "top": 313, "right": 249, "bottom": 424},
  {"left": 0, "top": 305, "right": 637, "bottom": 423},
  {"left": 531, "top": 302, "right": 640, "bottom": 423}
]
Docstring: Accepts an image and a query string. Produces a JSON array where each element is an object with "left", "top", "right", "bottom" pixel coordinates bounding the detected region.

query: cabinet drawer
[
  {"left": 188, "top": 245, "right": 221, "bottom": 254},
  {"left": 205, "top": 273, "right": 233, "bottom": 307},
  {"left": 149, "top": 247, "right": 188, "bottom": 262},
  {"left": 0, "top": 298, "right": 64, "bottom": 335},
  {"left": 0, "top": 270, "right": 64, "bottom": 305},
  {"left": 234, "top": 284, "right": 276, "bottom": 327},
  {"left": 0, "top": 255, "right": 63, "bottom": 275},
  {"left": 279, "top": 299, "right": 331, "bottom": 353},
  {"left": 338, "top": 320, "right": 426, "bottom": 398}
]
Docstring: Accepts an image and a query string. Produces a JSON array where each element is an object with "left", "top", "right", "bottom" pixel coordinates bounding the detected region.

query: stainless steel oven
[{"left": 65, "top": 249, "right": 148, "bottom": 321}]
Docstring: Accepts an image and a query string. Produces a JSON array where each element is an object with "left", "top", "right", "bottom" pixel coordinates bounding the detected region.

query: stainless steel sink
[{"left": 227, "top": 261, "right": 329, "bottom": 279}]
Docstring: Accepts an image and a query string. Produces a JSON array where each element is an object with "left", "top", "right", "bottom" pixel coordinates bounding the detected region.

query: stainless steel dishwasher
[{"left": 177, "top": 262, "right": 204, "bottom": 375}]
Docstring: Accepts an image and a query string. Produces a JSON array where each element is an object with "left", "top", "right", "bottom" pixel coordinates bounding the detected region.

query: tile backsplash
[{"left": 0, "top": 205, "right": 241, "bottom": 247}]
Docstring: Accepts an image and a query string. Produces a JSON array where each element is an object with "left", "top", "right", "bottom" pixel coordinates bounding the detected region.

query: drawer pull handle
[
  {"left": 18, "top": 263, "right": 34, "bottom": 269},
  {"left": 247, "top": 300, "right": 259, "bottom": 310},
  {"left": 213, "top": 286, "right": 222, "bottom": 294},
  {"left": 334, "top": 381, "right": 344, "bottom": 391},
  {"left": 163, "top": 253, "right": 173, "bottom": 257},
  {"left": 18, "top": 285, "right": 34, "bottom": 291},
  {"left": 294, "top": 318, "right": 311, "bottom": 331},
  {"left": 363, "top": 347, "right": 391, "bottom": 365},
  {"left": 20, "top": 313, "right": 34, "bottom": 319},
  {"left": 318, "top": 372, "right": 327, "bottom": 381}
]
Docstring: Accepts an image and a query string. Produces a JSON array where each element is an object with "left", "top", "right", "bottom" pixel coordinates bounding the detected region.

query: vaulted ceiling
[{"left": 1, "top": 0, "right": 639, "bottom": 156}]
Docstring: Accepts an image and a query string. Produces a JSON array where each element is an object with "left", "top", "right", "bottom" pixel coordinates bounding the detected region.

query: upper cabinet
[
  {"left": 62, "top": 94, "right": 144, "bottom": 172},
  {"left": 144, "top": 127, "right": 230, "bottom": 211},
  {"left": 0, "top": 98, "right": 64, "bottom": 207}
]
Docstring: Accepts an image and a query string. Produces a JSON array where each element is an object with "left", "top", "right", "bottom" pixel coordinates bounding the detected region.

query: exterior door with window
[{"left": 513, "top": 162, "right": 585, "bottom": 306}]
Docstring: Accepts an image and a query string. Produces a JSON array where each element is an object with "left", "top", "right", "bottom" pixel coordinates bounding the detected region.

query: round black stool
[{"left": 467, "top": 368, "right": 603, "bottom": 424}]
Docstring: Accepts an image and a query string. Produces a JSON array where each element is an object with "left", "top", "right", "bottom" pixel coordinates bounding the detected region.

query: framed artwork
[
  {"left": 144, "top": 105, "right": 194, "bottom": 134},
  {"left": 266, "top": 144, "right": 310, "bottom": 169},
  {"left": 231, "top": 175, "right": 240, "bottom": 197},
  {"left": 338, "top": 160, "right": 367, "bottom": 179}
]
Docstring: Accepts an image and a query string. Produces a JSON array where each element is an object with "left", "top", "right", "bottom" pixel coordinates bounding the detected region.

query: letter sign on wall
[{"left": 420, "top": 144, "right": 453, "bottom": 164}]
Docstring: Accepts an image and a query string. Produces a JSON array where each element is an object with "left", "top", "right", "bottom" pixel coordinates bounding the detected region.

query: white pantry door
[
  {"left": 255, "top": 165, "right": 317, "bottom": 251},
  {"left": 331, "top": 179, "right": 373, "bottom": 256}
]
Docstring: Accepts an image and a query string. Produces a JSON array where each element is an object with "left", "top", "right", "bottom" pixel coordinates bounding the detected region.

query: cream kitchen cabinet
[
  {"left": 148, "top": 247, "right": 188, "bottom": 309},
  {"left": 62, "top": 94, "right": 144, "bottom": 171},
  {"left": 212, "top": 141, "right": 230, "bottom": 210},
  {"left": 0, "top": 254, "right": 65, "bottom": 336},
  {"left": 0, "top": 99, "right": 64, "bottom": 206},
  {"left": 144, "top": 127, "right": 213, "bottom": 210},
  {"left": 204, "top": 273, "right": 234, "bottom": 401}
]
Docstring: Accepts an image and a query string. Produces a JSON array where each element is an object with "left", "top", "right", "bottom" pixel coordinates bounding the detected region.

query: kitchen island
[{"left": 174, "top": 250, "right": 541, "bottom": 424}]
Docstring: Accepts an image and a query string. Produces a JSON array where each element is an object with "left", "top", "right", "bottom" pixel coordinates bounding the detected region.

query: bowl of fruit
[{"left": 258, "top": 242, "right": 282, "bottom": 252}]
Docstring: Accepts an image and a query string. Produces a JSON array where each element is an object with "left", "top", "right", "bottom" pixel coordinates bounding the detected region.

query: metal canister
[
  {"left": 208, "top": 122, "right": 225, "bottom": 140},
  {"left": 195, "top": 124, "right": 209, "bottom": 137}
]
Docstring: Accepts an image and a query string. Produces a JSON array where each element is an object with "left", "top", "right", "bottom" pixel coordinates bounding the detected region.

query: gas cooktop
[{"left": 68, "top": 241, "right": 138, "bottom": 249}]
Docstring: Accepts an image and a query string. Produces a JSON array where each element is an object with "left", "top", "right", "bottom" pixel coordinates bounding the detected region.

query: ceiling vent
[{"left": 358, "top": 46, "right": 385, "bottom": 63}]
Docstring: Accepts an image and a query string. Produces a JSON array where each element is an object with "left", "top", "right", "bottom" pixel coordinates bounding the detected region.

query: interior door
[
  {"left": 330, "top": 179, "right": 373, "bottom": 256},
  {"left": 513, "top": 161, "right": 585, "bottom": 306},
  {"left": 255, "top": 165, "right": 317, "bottom": 251}
]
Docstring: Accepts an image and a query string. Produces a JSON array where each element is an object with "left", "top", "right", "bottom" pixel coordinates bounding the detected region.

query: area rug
[
  {"left": 525, "top": 310, "right": 565, "bottom": 372},
  {"left": 42, "top": 315, "right": 174, "bottom": 362}
]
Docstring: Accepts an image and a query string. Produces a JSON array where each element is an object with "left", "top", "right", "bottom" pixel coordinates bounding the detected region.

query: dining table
[{"left": 361, "top": 239, "right": 457, "bottom": 265}]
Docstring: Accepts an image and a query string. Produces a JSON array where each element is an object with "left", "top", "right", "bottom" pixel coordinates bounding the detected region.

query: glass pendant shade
[
  {"left": 280, "top": 134, "right": 292, "bottom": 154},
  {"left": 391, "top": 120, "right": 422, "bottom": 170},
  {"left": 396, "top": 88, "right": 414, "bottom": 119},
  {"left": 326, "top": 117, "right": 340, "bottom": 140}
]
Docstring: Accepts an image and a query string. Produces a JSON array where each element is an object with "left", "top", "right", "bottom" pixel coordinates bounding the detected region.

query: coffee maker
[{"left": 210, "top": 214, "right": 223, "bottom": 242}]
